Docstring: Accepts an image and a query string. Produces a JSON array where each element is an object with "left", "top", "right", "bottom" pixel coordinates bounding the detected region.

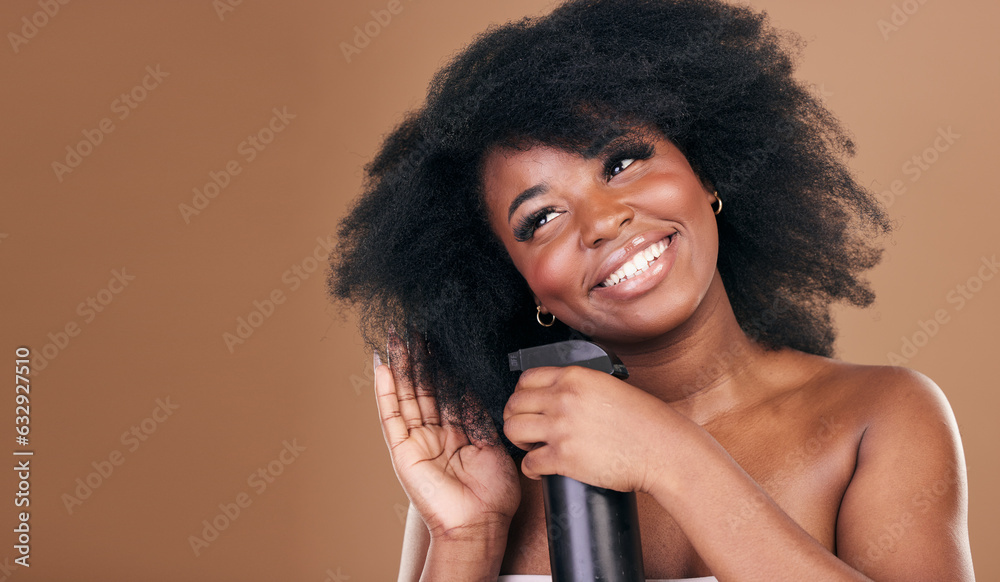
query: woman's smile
[
  {"left": 593, "top": 231, "right": 676, "bottom": 293},
  {"left": 482, "top": 130, "right": 720, "bottom": 340}
]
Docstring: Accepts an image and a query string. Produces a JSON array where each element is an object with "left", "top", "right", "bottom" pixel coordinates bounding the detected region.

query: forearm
[
  {"left": 419, "top": 526, "right": 510, "bottom": 582},
  {"left": 398, "top": 504, "right": 430, "bottom": 582},
  {"left": 648, "top": 424, "right": 870, "bottom": 581}
]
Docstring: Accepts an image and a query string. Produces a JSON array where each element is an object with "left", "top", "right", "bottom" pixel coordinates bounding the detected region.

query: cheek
[
  {"left": 683, "top": 204, "right": 719, "bottom": 281},
  {"left": 693, "top": 229, "right": 719, "bottom": 285},
  {"left": 520, "top": 243, "right": 581, "bottom": 306}
]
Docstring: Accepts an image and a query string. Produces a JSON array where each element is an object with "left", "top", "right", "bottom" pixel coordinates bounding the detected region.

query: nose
[{"left": 578, "top": 191, "right": 633, "bottom": 247}]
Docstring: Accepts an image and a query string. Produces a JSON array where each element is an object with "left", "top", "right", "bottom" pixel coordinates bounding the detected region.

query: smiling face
[{"left": 482, "top": 129, "right": 722, "bottom": 345}]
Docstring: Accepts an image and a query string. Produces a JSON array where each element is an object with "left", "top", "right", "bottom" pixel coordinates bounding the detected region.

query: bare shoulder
[
  {"left": 785, "top": 352, "right": 973, "bottom": 580},
  {"left": 787, "top": 353, "right": 966, "bottom": 466},
  {"left": 788, "top": 351, "right": 958, "bottom": 430}
]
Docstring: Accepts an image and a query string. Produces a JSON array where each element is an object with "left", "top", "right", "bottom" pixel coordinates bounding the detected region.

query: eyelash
[
  {"left": 513, "top": 140, "right": 656, "bottom": 242},
  {"left": 514, "top": 207, "right": 559, "bottom": 242},
  {"left": 602, "top": 141, "right": 655, "bottom": 180}
]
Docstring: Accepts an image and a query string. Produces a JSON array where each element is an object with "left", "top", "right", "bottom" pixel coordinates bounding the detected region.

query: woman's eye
[
  {"left": 602, "top": 140, "right": 655, "bottom": 179},
  {"left": 608, "top": 158, "right": 636, "bottom": 178},
  {"left": 514, "top": 208, "right": 563, "bottom": 242},
  {"left": 537, "top": 210, "right": 561, "bottom": 227}
]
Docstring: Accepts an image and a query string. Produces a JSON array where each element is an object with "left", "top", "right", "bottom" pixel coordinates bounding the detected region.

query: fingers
[
  {"left": 375, "top": 328, "right": 443, "bottom": 451},
  {"left": 502, "top": 369, "right": 560, "bottom": 454},
  {"left": 520, "top": 444, "right": 556, "bottom": 480},
  {"left": 503, "top": 369, "right": 562, "bottom": 423},
  {"left": 502, "top": 412, "right": 550, "bottom": 452},
  {"left": 407, "top": 331, "right": 441, "bottom": 427},
  {"left": 504, "top": 365, "right": 612, "bottom": 422},
  {"left": 374, "top": 360, "right": 409, "bottom": 450},
  {"left": 519, "top": 438, "right": 581, "bottom": 481},
  {"left": 386, "top": 331, "right": 424, "bottom": 431},
  {"left": 512, "top": 365, "right": 595, "bottom": 391}
]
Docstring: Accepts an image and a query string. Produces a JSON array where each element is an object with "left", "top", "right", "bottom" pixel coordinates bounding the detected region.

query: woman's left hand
[{"left": 502, "top": 365, "right": 675, "bottom": 493}]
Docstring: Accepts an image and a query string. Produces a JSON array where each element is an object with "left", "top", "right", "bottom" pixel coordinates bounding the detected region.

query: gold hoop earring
[
  {"left": 712, "top": 191, "right": 723, "bottom": 215},
  {"left": 536, "top": 305, "right": 555, "bottom": 327}
]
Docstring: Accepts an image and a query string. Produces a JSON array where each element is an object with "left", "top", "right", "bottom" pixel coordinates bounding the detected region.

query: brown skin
[{"left": 375, "top": 132, "right": 974, "bottom": 581}]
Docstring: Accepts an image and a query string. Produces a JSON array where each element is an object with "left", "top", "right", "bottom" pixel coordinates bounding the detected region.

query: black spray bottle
[{"left": 508, "top": 340, "right": 645, "bottom": 582}]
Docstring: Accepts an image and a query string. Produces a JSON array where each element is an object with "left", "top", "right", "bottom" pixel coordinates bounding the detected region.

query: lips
[{"left": 594, "top": 232, "right": 676, "bottom": 289}]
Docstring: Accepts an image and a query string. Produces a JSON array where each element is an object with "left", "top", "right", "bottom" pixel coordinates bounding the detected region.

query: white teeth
[{"left": 599, "top": 236, "right": 672, "bottom": 288}]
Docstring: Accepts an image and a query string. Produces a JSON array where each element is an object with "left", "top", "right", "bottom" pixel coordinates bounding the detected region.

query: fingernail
[{"left": 373, "top": 350, "right": 382, "bottom": 371}]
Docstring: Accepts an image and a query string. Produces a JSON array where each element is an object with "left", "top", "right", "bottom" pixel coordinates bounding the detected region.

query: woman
[{"left": 329, "top": 0, "right": 974, "bottom": 579}]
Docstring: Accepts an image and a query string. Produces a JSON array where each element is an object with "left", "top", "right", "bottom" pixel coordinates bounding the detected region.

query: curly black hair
[{"left": 329, "top": 0, "right": 890, "bottom": 449}]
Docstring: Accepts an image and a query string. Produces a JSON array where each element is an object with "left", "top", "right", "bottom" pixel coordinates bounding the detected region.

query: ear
[{"left": 706, "top": 188, "right": 719, "bottom": 208}]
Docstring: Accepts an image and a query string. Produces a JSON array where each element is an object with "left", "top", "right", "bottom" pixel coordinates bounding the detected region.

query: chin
[{"left": 582, "top": 312, "right": 695, "bottom": 345}]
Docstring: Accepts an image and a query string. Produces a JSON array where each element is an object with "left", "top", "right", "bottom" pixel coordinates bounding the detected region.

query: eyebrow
[
  {"left": 503, "top": 128, "right": 638, "bottom": 223},
  {"left": 583, "top": 128, "right": 630, "bottom": 158},
  {"left": 507, "top": 183, "right": 549, "bottom": 223}
]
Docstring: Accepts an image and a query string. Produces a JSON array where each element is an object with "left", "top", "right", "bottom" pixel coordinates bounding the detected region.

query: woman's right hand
[{"left": 375, "top": 331, "right": 521, "bottom": 542}]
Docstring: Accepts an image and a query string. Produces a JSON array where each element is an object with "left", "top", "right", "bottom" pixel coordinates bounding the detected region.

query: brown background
[{"left": 0, "top": 0, "right": 996, "bottom": 580}]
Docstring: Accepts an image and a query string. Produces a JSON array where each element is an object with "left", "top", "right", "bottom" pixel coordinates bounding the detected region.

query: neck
[{"left": 596, "top": 272, "right": 765, "bottom": 410}]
